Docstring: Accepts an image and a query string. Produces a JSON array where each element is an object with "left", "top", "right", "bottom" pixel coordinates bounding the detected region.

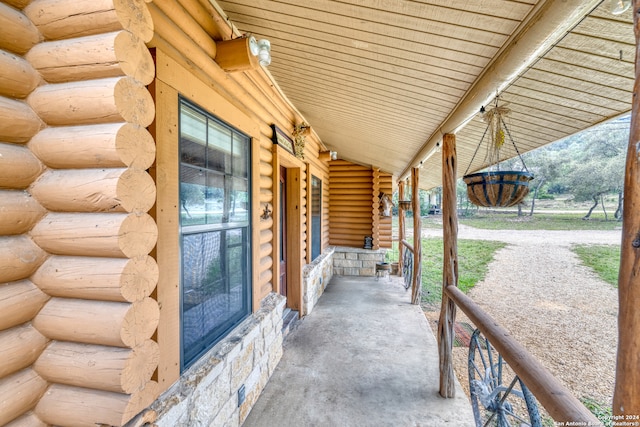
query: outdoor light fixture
[
  {"left": 330, "top": 151, "right": 337, "bottom": 160},
  {"left": 216, "top": 35, "right": 271, "bottom": 72},
  {"left": 610, "top": 0, "right": 631, "bottom": 15},
  {"left": 249, "top": 36, "right": 271, "bottom": 66}
]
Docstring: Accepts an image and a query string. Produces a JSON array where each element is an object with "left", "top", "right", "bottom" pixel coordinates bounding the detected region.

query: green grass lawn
[
  {"left": 459, "top": 212, "right": 622, "bottom": 231},
  {"left": 572, "top": 244, "right": 620, "bottom": 287},
  {"left": 420, "top": 237, "right": 506, "bottom": 307}
]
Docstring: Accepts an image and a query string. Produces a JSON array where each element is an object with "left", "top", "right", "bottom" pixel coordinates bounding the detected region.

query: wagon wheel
[
  {"left": 402, "top": 250, "right": 412, "bottom": 290},
  {"left": 468, "top": 329, "right": 541, "bottom": 427}
]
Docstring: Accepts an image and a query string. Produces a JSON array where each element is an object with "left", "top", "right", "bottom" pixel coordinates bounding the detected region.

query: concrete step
[{"left": 282, "top": 308, "right": 300, "bottom": 338}]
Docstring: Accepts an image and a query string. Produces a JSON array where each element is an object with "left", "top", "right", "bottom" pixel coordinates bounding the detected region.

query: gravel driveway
[{"left": 423, "top": 224, "right": 622, "bottom": 408}]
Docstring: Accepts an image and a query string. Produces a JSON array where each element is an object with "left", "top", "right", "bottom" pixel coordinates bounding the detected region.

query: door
[{"left": 279, "top": 166, "right": 287, "bottom": 297}]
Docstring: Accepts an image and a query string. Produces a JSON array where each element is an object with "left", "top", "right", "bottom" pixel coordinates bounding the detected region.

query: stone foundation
[
  {"left": 151, "top": 293, "right": 286, "bottom": 427},
  {"left": 302, "top": 246, "right": 335, "bottom": 315},
  {"left": 332, "top": 246, "right": 387, "bottom": 276}
]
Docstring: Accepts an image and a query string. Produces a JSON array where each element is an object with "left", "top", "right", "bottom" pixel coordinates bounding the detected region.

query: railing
[{"left": 444, "top": 285, "right": 600, "bottom": 425}]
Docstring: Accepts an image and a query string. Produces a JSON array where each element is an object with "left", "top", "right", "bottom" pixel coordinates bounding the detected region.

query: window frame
[
  {"left": 310, "top": 175, "right": 322, "bottom": 260},
  {"left": 178, "top": 96, "right": 252, "bottom": 370}
]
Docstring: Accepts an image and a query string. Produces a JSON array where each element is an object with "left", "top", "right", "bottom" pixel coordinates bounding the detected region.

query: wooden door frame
[{"left": 272, "top": 144, "right": 304, "bottom": 312}]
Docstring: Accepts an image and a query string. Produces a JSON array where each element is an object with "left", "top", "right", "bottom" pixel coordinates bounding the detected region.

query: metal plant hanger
[{"left": 463, "top": 97, "right": 534, "bottom": 208}]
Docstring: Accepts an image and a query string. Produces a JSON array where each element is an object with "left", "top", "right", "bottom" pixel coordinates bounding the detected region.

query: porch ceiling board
[{"left": 215, "top": 0, "right": 634, "bottom": 190}]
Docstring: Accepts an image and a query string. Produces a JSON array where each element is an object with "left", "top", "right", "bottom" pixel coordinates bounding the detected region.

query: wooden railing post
[
  {"left": 614, "top": 0, "right": 640, "bottom": 415},
  {"left": 411, "top": 168, "right": 421, "bottom": 304},
  {"left": 438, "top": 133, "right": 458, "bottom": 398},
  {"left": 398, "top": 180, "right": 405, "bottom": 277}
]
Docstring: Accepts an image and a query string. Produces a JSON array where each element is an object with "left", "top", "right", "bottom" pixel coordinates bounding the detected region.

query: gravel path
[{"left": 423, "top": 224, "right": 621, "bottom": 407}]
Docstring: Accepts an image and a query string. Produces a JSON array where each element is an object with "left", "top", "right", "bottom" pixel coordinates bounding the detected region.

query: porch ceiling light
[
  {"left": 610, "top": 0, "right": 631, "bottom": 14},
  {"left": 249, "top": 36, "right": 271, "bottom": 66}
]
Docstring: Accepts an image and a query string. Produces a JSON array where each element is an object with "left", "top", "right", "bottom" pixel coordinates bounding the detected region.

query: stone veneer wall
[
  {"left": 302, "top": 246, "right": 335, "bottom": 315},
  {"left": 151, "top": 293, "right": 286, "bottom": 427},
  {"left": 332, "top": 246, "right": 387, "bottom": 276}
]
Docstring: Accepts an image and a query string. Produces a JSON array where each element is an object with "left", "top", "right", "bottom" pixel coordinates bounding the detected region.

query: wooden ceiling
[{"left": 214, "top": 0, "right": 634, "bottom": 189}]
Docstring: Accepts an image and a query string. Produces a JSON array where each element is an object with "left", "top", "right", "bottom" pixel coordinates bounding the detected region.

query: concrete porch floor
[{"left": 243, "top": 275, "right": 475, "bottom": 427}]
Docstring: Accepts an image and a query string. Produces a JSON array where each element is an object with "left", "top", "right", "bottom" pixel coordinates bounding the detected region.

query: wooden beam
[
  {"left": 26, "top": 30, "right": 155, "bottom": 85},
  {"left": 0, "top": 236, "right": 47, "bottom": 284},
  {"left": 30, "top": 212, "right": 158, "bottom": 258},
  {"left": 33, "top": 297, "right": 159, "bottom": 348},
  {"left": 35, "top": 381, "right": 159, "bottom": 427},
  {"left": 0, "top": 97, "right": 43, "bottom": 144},
  {"left": 0, "top": 324, "right": 48, "bottom": 379},
  {"left": 30, "top": 168, "right": 156, "bottom": 213},
  {"left": 34, "top": 340, "right": 159, "bottom": 394},
  {"left": 438, "top": 133, "right": 458, "bottom": 398},
  {"left": 0, "top": 190, "right": 46, "bottom": 235},
  {"left": 445, "top": 285, "right": 599, "bottom": 425},
  {"left": 24, "top": 0, "right": 153, "bottom": 43},
  {"left": 0, "top": 3, "right": 40, "bottom": 55},
  {"left": 32, "top": 255, "right": 158, "bottom": 303},
  {"left": 28, "top": 77, "right": 155, "bottom": 127},
  {"left": 411, "top": 168, "right": 421, "bottom": 304},
  {"left": 398, "top": 180, "right": 405, "bottom": 277},
  {"left": 29, "top": 123, "right": 156, "bottom": 170},
  {"left": 0, "top": 143, "right": 43, "bottom": 188},
  {"left": 614, "top": 0, "right": 640, "bottom": 415},
  {"left": 0, "top": 369, "right": 47, "bottom": 427},
  {"left": 0, "top": 49, "right": 40, "bottom": 99},
  {"left": 0, "top": 280, "right": 49, "bottom": 331}
]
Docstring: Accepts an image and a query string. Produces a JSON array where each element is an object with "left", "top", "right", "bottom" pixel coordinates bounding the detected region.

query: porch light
[
  {"left": 610, "top": 0, "right": 631, "bottom": 14},
  {"left": 250, "top": 36, "right": 271, "bottom": 66}
]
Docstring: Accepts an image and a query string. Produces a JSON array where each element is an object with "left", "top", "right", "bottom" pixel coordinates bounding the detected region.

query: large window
[
  {"left": 179, "top": 98, "right": 251, "bottom": 369},
  {"left": 311, "top": 175, "right": 322, "bottom": 260}
]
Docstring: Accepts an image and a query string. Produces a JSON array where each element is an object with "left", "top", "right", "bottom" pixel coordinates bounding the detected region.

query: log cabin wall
[
  {"left": 0, "top": 0, "right": 160, "bottom": 425},
  {"left": 0, "top": 0, "right": 330, "bottom": 426},
  {"left": 329, "top": 160, "right": 393, "bottom": 250}
]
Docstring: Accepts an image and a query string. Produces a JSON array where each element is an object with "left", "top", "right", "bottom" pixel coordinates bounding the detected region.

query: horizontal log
[
  {"left": 24, "top": 0, "right": 153, "bottom": 43},
  {"left": 26, "top": 30, "right": 154, "bottom": 85},
  {"left": 0, "top": 143, "right": 43, "bottom": 189},
  {"left": 0, "top": 3, "right": 40, "bottom": 54},
  {"left": 30, "top": 212, "right": 158, "bottom": 258},
  {"left": 0, "top": 236, "right": 47, "bottom": 284},
  {"left": 32, "top": 255, "right": 158, "bottom": 302},
  {"left": 0, "top": 369, "right": 48, "bottom": 426},
  {"left": 36, "top": 381, "right": 159, "bottom": 427},
  {"left": 0, "top": 324, "right": 48, "bottom": 378},
  {"left": 153, "top": 0, "right": 216, "bottom": 59},
  {"left": 0, "top": 280, "right": 49, "bottom": 331},
  {"left": 0, "top": 190, "right": 46, "bottom": 235},
  {"left": 177, "top": 0, "right": 222, "bottom": 39},
  {"left": 29, "top": 122, "right": 155, "bottom": 170},
  {"left": 444, "top": 285, "right": 600, "bottom": 425},
  {"left": 31, "top": 168, "right": 156, "bottom": 213},
  {"left": 33, "top": 297, "right": 159, "bottom": 348},
  {"left": 35, "top": 339, "right": 158, "bottom": 393},
  {"left": 4, "top": 0, "right": 32, "bottom": 10},
  {"left": 0, "top": 49, "right": 40, "bottom": 98},
  {"left": 28, "top": 76, "right": 155, "bottom": 127},
  {"left": 4, "top": 412, "right": 47, "bottom": 427},
  {"left": 0, "top": 96, "right": 43, "bottom": 143}
]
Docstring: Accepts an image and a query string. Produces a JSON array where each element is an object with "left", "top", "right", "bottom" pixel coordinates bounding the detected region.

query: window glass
[
  {"left": 179, "top": 99, "right": 251, "bottom": 369},
  {"left": 311, "top": 175, "right": 322, "bottom": 260}
]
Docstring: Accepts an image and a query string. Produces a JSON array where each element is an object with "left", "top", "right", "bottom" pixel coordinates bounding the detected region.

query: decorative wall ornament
[
  {"left": 379, "top": 192, "right": 394, "bottom": 217},
  {"left": 292, "top": 122, "right": 310, "bottom": 160}
]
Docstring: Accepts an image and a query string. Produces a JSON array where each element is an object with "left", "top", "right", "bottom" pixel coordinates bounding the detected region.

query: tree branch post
[
  {"left": 438, "top": 133, "right": 458, "bottom": 398},
  {"left": 613, "top": 0, "right": 640, "bottom": 415}
]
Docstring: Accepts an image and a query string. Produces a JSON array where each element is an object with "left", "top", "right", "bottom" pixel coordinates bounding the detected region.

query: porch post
[
  {"left": 614, "top": 0, "right": 640, "bottom": 414},
  {"left": 411, "top": 168, "right": 421, "bottom": 304},
  {"left": 438, "top": 133, "right": 458, "bottom": 397},
  {"left": 398, "top": 180, "right": 405, "bottom": 277}
]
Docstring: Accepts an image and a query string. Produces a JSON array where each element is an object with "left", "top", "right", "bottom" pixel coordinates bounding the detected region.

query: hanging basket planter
[
  {"left": 463, "top": 171, "right": 533, "bottom": 208},
  {"left": 463, "top": 99, "right": 534, "bottom": 208}
]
